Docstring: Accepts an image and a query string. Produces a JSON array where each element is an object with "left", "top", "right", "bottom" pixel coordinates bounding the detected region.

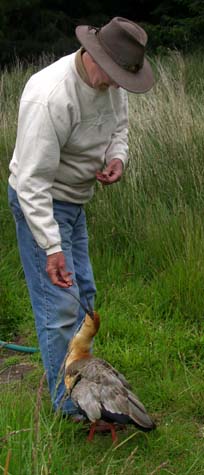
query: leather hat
[{"left": 75, "top": 16, "right": 154, "bottom": 93}]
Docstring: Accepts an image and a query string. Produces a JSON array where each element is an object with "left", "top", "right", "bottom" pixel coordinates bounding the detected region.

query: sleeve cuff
[
  {"left": 105, "top": 155, "right": 128, "bottom": 168},
  {"left": 46, "top": 244, "right": 62, "bottom": 256}
]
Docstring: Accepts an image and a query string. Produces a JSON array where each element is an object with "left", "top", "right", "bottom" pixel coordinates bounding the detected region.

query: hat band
[{"left": 89, "top": 26, "right": 143, "bottom": 73}]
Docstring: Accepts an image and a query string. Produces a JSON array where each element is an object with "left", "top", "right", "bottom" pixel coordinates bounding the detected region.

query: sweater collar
[{"left": 75, "top": 47, "right": 90, "bottom": 85}]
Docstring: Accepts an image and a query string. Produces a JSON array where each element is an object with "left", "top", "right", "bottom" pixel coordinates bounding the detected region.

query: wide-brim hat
[{"left": 75, "top": 16, "right": 154, "bottom": 93}]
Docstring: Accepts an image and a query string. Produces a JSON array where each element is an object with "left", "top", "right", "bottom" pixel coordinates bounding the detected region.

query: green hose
[{"left": 0, "top": 340, "right": 39, "bottom": 353}]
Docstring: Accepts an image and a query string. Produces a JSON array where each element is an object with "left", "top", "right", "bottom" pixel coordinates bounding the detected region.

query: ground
[{"left": 0, "top": 339, "right": 38, "bottom": 385}]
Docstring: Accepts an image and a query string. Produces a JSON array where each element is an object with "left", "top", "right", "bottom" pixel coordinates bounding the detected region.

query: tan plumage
[{"left": 65, "top": 312, "right": 156, "bottom": 438}]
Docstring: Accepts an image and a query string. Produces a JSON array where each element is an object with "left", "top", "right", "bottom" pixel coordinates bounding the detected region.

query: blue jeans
[{"left": 8, "top": 184, "right": 96, "bottom": 414}]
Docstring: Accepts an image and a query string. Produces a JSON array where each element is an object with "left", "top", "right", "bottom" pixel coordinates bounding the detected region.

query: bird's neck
[
  {"left": 65, "top": 312, "right": 100, "bottom": 368},
  {"left": 65, "top": 323, "right": 94, "bottom": 367}
]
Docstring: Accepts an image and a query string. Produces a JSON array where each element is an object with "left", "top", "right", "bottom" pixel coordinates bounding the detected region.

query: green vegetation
[
  {"left": 1, "top": 51, "right": 204, "bottom": 474},
  {"left": 1, "top": 0, "right": 204, "bottom": 65}
]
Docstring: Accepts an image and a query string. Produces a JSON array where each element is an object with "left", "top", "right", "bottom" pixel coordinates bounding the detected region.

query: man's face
[{"left": 88, "top": 57, "right": 119, "bottom": 90}]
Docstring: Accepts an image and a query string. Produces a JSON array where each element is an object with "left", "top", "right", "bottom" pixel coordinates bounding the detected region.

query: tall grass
[
  {"left": 1, "top": 51, "right": 204, "bottom": 329},
  {"left": 1, "top": 51, "right": 204, "bottom": 474},
  {"left": 87, "top": 51, "right": 204, "bottom": 322},
  {"left": 89, "top": 52, "right": 204, "bottom": 250}
]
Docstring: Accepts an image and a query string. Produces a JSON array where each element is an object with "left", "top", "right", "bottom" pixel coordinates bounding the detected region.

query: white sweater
[{"left": 9, "top": 52, "right": 129, "bottom": 254}]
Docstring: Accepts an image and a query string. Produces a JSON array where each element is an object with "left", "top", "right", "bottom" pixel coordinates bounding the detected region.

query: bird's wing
[
  {"left": 70, "top": 368, "right": 128, "bottom": 423},
  {"left": 100, "top": 373, "right": 154, "bottom": 429},
  {"left": 97, "top": 358, "right": 132, "bottom": 390},
  {"left": 71, "top": 378, "right": 102, "bottom": 422},
  {"left": 127, "top": 391, "right": 155, "bottom": 429},
  {"left": 69, "top": 357, "right": 131, "bottom": 389},
  {"left": 100, "top": 374, "right": 128, "bottom": 414},
  {"left": 67, "top": 358, "right": 155, "bottom": 429}
]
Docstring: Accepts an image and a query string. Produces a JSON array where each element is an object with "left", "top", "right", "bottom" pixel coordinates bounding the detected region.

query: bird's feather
[
  {"left": 71, "top": 379, "right": 101, "bottom": 422},
  {"left": 64, "top": 312, "right": 156, "bottom": 432},
  {"left": 67, "top": 356, "right": 155, "bottom": 430}
]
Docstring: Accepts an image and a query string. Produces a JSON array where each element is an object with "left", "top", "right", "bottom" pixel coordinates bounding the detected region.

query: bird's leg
[
  {"left": 108, "top": 423, "right": 118, "bottom": 443},
  {"left": 87, "top": 422, "right": 97, "bottom": 441},
  {"left": 87, "top": 421, "right": 118, "bottom": 443}
]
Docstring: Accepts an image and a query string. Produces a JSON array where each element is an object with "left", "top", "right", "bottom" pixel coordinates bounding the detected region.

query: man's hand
[
  {"left": 46, "top": 251, "right": 73, "bottom": 288},
  {"left": 96, "top": 158, "right": 123, "bottom": 185}
]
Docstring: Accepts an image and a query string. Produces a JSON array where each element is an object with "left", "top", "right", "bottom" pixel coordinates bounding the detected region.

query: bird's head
[{"left": 83, "top": 310, "right": 100, "bottom": 335}]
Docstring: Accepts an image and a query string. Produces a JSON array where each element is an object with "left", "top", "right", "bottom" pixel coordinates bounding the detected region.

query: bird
[{"left": 64, "top": 310, "right": 156, "bottom": 442}]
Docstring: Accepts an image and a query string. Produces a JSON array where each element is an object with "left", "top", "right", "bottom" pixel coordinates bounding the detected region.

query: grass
[
  {"left": 1, "top": 50, "right": 204, "bottom": 473},
  {"left": 0, "top": 310, "right": 204, "bottom": 474}
]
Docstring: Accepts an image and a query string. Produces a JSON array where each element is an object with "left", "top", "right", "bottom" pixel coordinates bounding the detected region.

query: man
[{"left": 8, "top": 17, "right": 154, "bottom": 417}]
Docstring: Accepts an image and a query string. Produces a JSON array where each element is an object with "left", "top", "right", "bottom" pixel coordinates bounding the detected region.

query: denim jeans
[{"left": 8, "top": 184, "right": 96, "bottom": 414}]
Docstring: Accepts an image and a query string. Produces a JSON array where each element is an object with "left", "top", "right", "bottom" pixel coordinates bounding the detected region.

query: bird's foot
[{"left": 87, "top": 421, "right": 126, "bottom": 443}]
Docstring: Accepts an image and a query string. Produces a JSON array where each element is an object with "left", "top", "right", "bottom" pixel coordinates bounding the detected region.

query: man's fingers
[
  {"left": 96, "top": 170, "right": 121, "bottom": 184},
  {"left": 46, "top": 252, "right": 73, "bottom": 287},
  {"left": 96, "top": 159, "right": 123, "bottom": 185},
  {"left": 47, "top": 269, "right": 73, "bottom": 287},
  {"left": 59, "top": 268, "right": 73, "bottom": 285},
  {"left": 46, "top": 267, "right": 66, "bottom": 286}
]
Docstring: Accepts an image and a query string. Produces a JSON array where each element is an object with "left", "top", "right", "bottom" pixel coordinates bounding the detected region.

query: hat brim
[{"left": 75, "top": 25, "right": 154, "bottom": 93}]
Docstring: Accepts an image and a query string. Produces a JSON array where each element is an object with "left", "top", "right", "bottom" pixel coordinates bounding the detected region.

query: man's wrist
[
  {"left": 106, "top": 157, "right": 127, "bottom": 169},
  {"left": 46, "top": 244, "right": 62, "bottom": 256}
]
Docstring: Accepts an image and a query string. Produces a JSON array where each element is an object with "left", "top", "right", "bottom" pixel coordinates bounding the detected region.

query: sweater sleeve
[
  {"left": 105, "top": 90, "right": 129, "bottom": 168},
  {"left": 15, "top": 99, "right": 68, "bottom": 255}
]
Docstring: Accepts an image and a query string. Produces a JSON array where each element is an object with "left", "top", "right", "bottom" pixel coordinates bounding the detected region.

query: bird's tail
[{"left": 128, "top": 392, "right": 156, "bottom": 431}]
